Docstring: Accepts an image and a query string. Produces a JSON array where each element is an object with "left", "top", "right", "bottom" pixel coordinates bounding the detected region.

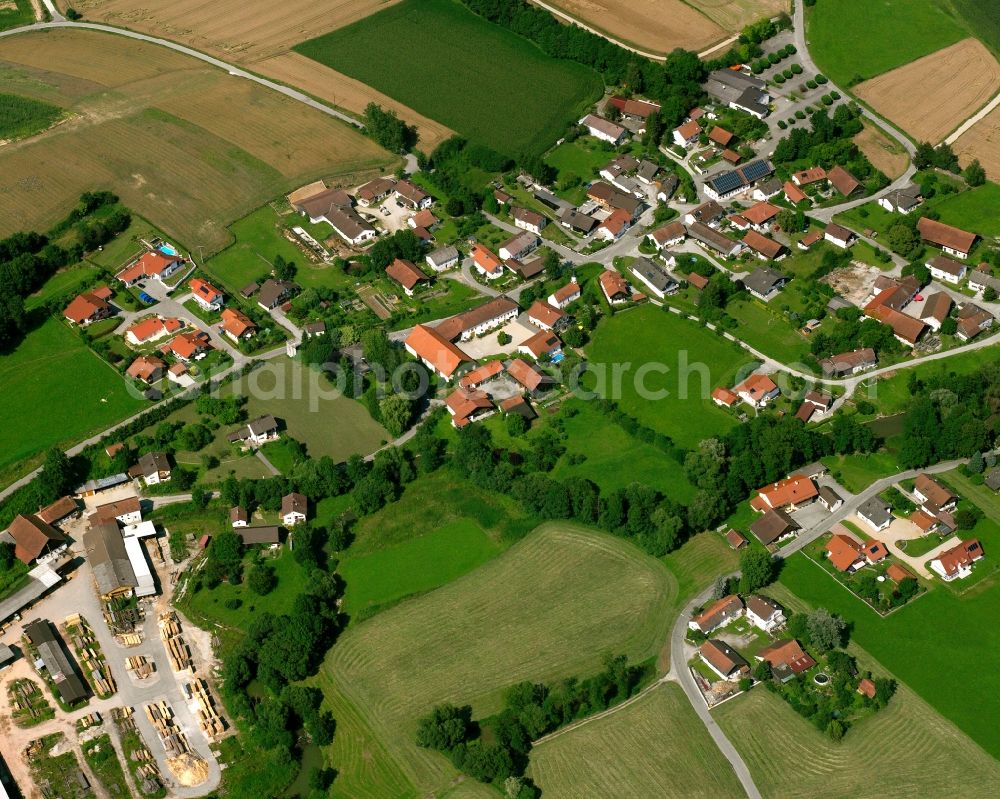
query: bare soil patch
[
  {"left": 855, "top": 38, "right": 1000, "bottom": 143},
  {"left": 541, "top": 0, "right": 725, "bottom": 54},
  {"left": 853, "top": 123, "right": 909, "bottom": 179},
  {"left": 954, "top": 103, "right": 1000, "bottom": 181}
]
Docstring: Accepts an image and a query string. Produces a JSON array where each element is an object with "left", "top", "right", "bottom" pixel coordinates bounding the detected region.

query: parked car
[{"left": 139, "top": 292, "right": 155, "bottom": 304}]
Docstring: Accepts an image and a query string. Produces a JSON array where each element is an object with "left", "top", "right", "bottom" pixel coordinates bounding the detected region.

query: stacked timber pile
[
  {"left": 158, "top": 612, "right": 192, "bottom": 673},
  {"left": 126, "top": 655, "right": 155, "bottom": 679},
  {"left": 186, "top": 678, "right": 226, "bottom": 739},
  {"left": 145, "top": 700, "right": 190, "bottom": 757},
  {"left": 65, "top": 614, "right": 116, "bottom": 697},
  {"left": 111, "top": 707, "right": 163, "bottom": 791}
]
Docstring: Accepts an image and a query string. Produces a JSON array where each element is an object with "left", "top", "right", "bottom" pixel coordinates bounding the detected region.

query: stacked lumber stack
[
  {"left": 111, "top": 706, "right": 165, "bottom": 787},
  {"left": 186, "top": 678, "right": 227, "bottom": 739},
  {"left": 158, "top": 612, "right": 193, "bottom": 673},
  {"left": 126, "top": 655, "right": 155, "bottom": 679},
  {"left": 145, "top": 700, "right": 190, "bottom": 757}
]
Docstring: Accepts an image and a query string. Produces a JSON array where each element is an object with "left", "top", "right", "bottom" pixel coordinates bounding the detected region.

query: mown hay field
[
  {"left": 541, "top": 0, "right": 725, "bottom": 54},
  {"left": 0, "top": 29, "right": 394, "bottom": 251},
  {"left": 528, "top": 683, "right": 744, "bottom": 799},
  {"left": 954, "top": 103, "right": 1000, "bottom": 181},
  {"left": 293, "top": 0, "right": 603, "bottom": 156},
  {"left": 689, "top": 0, "right": 789, "bottom": 35},
  {"left": 855, "top": 39, "right": 1000, "bottom": 143},
  {"left": 715, "top": 676, "right": 1000, "bottom": 798},
  {"left": 316, "top": 524, "right": 678, "bottom": 799}
]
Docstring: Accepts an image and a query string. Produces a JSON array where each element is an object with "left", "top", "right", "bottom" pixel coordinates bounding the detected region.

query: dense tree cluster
[
  {"left": 424, "top": 137, "right": 514, "bottom": 214},
  {"left": 415, "top": 653, "right": 644, "bottom": 793},
  {"left": 897, "top": 364, "right": 998, "bottom": 467},
  {"left": 772, "top": 106, "right": 887, "bottom": 192},
  {"left": 0, "top": 192, "right": 129, "bottom": 350},
  {"left": 363, "top": 103, "right": 418, "bottom": 153}
]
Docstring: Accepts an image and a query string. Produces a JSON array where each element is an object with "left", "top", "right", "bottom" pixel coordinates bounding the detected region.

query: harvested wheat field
[
  {"left": 954, "top": 103, "right": 1000, "bottom": 181},
  {"left": 855, "top": 39, "right": 1000, "bottom": 143},
  {"left": 689, "top": 0, "right": 789, "bottom": 34},
  {"left": 255, "top": 52, "right": 453, "bottom": 150},
  {"left": 543, "top": 0, "right": 726, "bottom": 54},
  {"left": 853, "top": 123, "right": 909, "bottom": 179},
  {"left": 0, "top": 29, "right": 394, "bottom": 251},
  {"left": 62, "top": 0, "right": 449, "bottom": 147}
]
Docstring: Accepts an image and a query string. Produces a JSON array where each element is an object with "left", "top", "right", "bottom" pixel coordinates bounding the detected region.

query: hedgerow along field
[
  {"left": 583, "top": 305, "right": 754, "bottom": 450},
  {"left": 0, "top": 29, "right": 395, "bottom": 252},
  {"left": 0, "top": 92, "right": 61, "bottom": 140},
  {"left": 528, "top": 683, "right": 744, "bottom": 799},
  {"left": 293, "top": 0, "right": 603, "bottom": 156},
  {"left": 315, "top": 524, "right": 678, "bottom": 798}
]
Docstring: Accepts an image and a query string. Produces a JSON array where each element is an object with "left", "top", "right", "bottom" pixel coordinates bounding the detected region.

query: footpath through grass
[
  {"left": 807, "top": 0, "right": 967, "bottom": 84},
  {"left": 293, "top": 0, "right": 602, "bottom": 156}
]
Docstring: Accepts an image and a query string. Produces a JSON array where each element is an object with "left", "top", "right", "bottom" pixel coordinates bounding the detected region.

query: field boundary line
[{"left": 944, "top": 87, "right": 1000, "bottom": 145}]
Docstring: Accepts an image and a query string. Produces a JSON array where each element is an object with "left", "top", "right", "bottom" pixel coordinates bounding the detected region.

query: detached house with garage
[
  {"left": 472, "top": 243, "right": 505, "bottom": 280},
  {"left": 548, "top": 281, "right": 580, "bottom": 309},
  {"left": 734, "top": 373, "right": 780, "bottom": 409},
  {"left": 228, "top": 415, "right": 279, "bottom": 448},
  {"left": 512, "top": 207, "right": 547, "bottom": 234},
  {"left": 220, "top": 308, "right": 256, "bottom": 342},
  {"left": 64, "top": 287, "right": 114, "bottom": 326},
  {"left": 745, "top": 595, "right": 785, "bottom": 633},
  {"left": 700, "top": 640, "right": 750, "bottom": 681},
  {"left": 858, "top": 496, "right": 893, "bottom": 532},
  {"left": 385, "top": 258, "right": 430, "bottom": 297},
  {"left": 751, "top": 475, "right": 819, "bottom": 513},
  {"left": 580, "top": 113, "right": 627, "bottom": 144},
  {"left": 116, "top": 251, "right": 184, "bottom": 286},
  {"left": 826, "top": 533, "right": 865, "bottom": 573},
  {"left": 599, "top": 269, "right": 631, "bottom": 305},
  {"left": 913, "top": 474, "right": 957, "bottom": 514},
  {"left": 394, "top": 179, "right": 432, "bottom": 210},
  {"left": 927, "top": 255, "right": 967, "bottom": 285}
]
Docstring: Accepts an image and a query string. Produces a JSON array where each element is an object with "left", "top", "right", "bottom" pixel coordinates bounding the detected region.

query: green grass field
[
  {"left": 221, "top": 357, "right": 388, "bottom": 462},
  {"left": 927, "top": 181, "right": 1000, "bottom": 236},
  {"left": 584, "top": 306, "right": 753, "bottom": 449},
  {"left": 716, "top": 676, "right": 1000, "bottom": 799},
  {"left": 808, "top": 0, "right": 967, "bottom": 84},
  {"left": 779, "top": 547, "right": 1000, "bottom": 759},
  {"left": 549, "top": 399, "right": 697, "bottom": 502},
  {"left": 0, "top": 317, "right": 145, "bottom": 472},
  {"left": 24, "top": 264, "right": 102, "bottom": 311},
  {"left": 0, "top": 92, "right": 61, "bottom": 140},
  {"left": 0, "top": 0, "right": 33, "bottom": 32},
  {"left": 317, "top": 524, "right": 677, "bottom": 799},
  {"left": 950, "top": 0, "right": 1000, "bottom": 53},
  {"left": 339, "top": 519, "right": 502, "bottom": 618},
  {"left": 293, "top": 0, "right": 603, "bottom": 156},
  {"left": 726, "top": 298, "right": 811, "bottom": 364},
  {"left": 528, "top": 683, "right": 744, "bottom": 798}
]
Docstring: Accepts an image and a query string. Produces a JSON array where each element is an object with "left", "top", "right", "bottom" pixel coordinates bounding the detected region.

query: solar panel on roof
[
  {"left": 709, "top": 171, "right": 745, "bottom": 194},
  {"left": 739, "top": 160, "right": 772, "bottom": 182}
]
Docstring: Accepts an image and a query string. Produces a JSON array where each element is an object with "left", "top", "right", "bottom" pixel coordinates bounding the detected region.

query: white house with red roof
[
  {"left": 734, "top": 373, "right": 780, "bottom": 408},
  {"left": 116, "top": 251, "right": 184, "bottom": 286},
  {"left": 930, "top": 539, "right": 984, "bottom": 581},
  {"left": 548, "top": 281, "right": 581, "bottom": 309},
  {"left": 188, "top": 278, "right": 224, "bottom": 311}
]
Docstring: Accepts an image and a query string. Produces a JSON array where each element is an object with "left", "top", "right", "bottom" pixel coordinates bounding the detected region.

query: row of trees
[
  {"left": 363, "top": 103, "right": 418, "bottom": 153},
  {"left": 415, "top": 653, "right": 645, "bottom": 794}
]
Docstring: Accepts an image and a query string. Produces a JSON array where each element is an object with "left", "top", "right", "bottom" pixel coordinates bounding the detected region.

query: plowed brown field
[{"left": 855, "top": 39, "right": 1000, "bottom": 143}]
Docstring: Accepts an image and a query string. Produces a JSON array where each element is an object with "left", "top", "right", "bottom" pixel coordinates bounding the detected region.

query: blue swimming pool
[{"left": 159, "top": 244, "right": 179, "bottom": 256}]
